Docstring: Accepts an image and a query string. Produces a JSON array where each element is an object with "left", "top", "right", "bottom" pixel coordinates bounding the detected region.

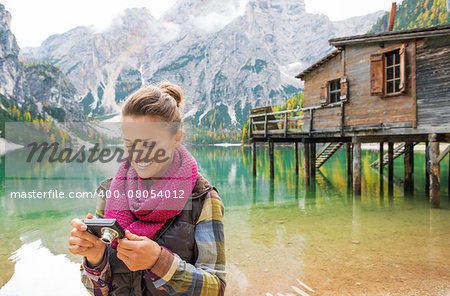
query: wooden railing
[{"left": 249, "top": 102, "right": 344, "bottom": 138}]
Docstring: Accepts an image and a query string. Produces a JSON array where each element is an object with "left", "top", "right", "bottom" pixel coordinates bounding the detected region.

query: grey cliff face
[
  {"left": 0, "top": 4, "right": 82, "bottom": 121},
  {"left": 0, "top": 4, "right": 26, "bottom": 103},
  {"left": 19, "top": 0, "right": 384, "bottom": 126}
]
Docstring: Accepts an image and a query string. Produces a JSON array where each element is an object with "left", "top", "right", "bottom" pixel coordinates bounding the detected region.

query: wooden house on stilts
[{"left": 248, "top": 23, "right": 450, "bottom": 208}]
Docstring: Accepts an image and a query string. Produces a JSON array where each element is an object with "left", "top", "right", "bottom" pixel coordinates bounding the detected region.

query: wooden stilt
[
  {"left": 310, "top": 143, "right": 316, "bottom": 178},
  {"left": 379, "top": 142, "right": 384, "bottom": 175},
  {"left": 425, "top": 141, "right": 430, "bottom": 195},
  {"left": 295, "top": 142, "right": 299, "bottom": 175},
  {"left": 269, "top": 140, "right": 274, "bottom": 179},
  {"left": 388, "top": 142, "right": 394, "bottom": 183},
  {"left": 269, "top": 178, "right": 275, "bottom": 204},
  {"left": 404, "top": 142, "right": 414, "bottom": 194},
  {"left": 346, "top": 143, "right": 352, "bottom": 176},
  {"left": 429, "top": 139, "right": 440, "bottom": 208},
  {"left": 388, "top": 142, "right": 394, "bottom": 196},
  {"left": 252, "top": 175, "right": 256, "bottom": 205},
  {"left": 353, "top": 141, "right": 362, "bottom": 194},
  {"left": 304, "top": 142, "right": 310, "bottom": 185},
  {"left": 252, "top": 141, "right": 256, "bottom": 176}
]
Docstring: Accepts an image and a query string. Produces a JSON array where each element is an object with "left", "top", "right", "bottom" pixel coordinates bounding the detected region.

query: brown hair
[{"left": 121, "top": 80, "right": 184, "bottom": 133}]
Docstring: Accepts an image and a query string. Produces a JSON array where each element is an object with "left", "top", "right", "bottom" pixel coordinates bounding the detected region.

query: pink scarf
[{"left": 104, "top": 144, "right": 198, "bottom": 247}]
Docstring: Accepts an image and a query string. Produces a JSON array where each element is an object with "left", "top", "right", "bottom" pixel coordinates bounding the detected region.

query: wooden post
[
  {"left": 310, "top": 143, "right": 316, "bottom": 178},
  {"left": 269, "top": 178, "right": 275, "bottom": 204},
  {"left": 252, "top": 175, "right": 256, "bottom": 205},
  {"left": 353, "top": 141, "right": 362, "bottom": 194},
  {"left": 346, "top": 143, "right": 352, "bottom": 176},
  {"left": 425, "top": 141, "right": 430, "bottom": 195},
  {"left": 388, "top": 142, "right": 394, "bottom": 196},
  {"left": 295, "top": 142, "right": 299, "bottom": 175},
  {"left": 429, "top": 138, "right": 440, "bottom": 208},
  {"left": 388, "top": 142, "right": 394, "bottom": 183},
  {"left": 404, "top": 142, "right": 414, "bottom": 194},
  {"left": 379, "top": 142, "right": 384, "bottom": 175},
  {"left": 284, "top": 113, "right": 288, "bottom": 138},
  {"left": 269, "top": 140, "right": 274, "bottom": 179},
  {"left": 304, "top": 142, "right": 310, "bottom": 185},
  {"left": 264, "top": 113, "right": 268, "bottom": 138},
  {"left": 252, "top": 141, "right": 257, "bottom": 176},
  {"left": 411, "top": 39, "right": 418, "bottom": 128}
]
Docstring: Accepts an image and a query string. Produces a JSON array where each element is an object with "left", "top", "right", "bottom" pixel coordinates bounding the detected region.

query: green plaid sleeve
[{"left": 144, "top": 190, "right": 227, "bottom": 295}]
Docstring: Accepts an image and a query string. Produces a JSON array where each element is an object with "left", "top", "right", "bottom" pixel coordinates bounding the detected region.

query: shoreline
[
  {"left": 239, "top": 142, "right": 443, "bottom": 151},
  {"left": 0, "top": 138, "right": 24, "bottom": 156},
  {"left": 2, "top": 139, "right": 445, "bottom": 156}
]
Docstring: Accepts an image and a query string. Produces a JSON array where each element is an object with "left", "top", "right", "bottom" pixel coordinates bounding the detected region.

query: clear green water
[{"left": 0, "top": 145, "right": 449, "bottom": 295}]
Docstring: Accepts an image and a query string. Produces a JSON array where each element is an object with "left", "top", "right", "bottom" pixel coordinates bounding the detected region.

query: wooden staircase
[
  {"left": 370, "top": 143, "right": 418, "bottom": 168},
  {"left": 316, "top": 142, "right": 344, "bottom": 169}
]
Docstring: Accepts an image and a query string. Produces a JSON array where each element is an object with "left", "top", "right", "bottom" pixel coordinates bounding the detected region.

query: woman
[{"left": 68, "top": 81, "right": 226, "bottom": 296}]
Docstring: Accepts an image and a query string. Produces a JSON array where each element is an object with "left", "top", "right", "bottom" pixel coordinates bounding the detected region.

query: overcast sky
[{"left": 1, "top": 0, "right": 401, "bottom": 48}]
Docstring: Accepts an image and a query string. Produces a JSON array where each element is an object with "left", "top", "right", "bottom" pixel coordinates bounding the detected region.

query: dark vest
[{"left": 96, "top": 173, "right": 217, "bottom": 296}]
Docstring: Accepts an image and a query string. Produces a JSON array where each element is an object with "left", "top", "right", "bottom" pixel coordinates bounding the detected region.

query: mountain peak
[
  {"left": 0, "top": 4, "right": 20, "bottom": 57},
  {"left": 250, "top": 0, "right": 306, "bottom": 15},
  {"left": 0, "top": 4, "right": 12, "bottom": 29}
]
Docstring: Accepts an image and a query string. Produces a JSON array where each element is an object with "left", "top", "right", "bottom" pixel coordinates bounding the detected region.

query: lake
[{"left": 0, "top": 145, "right": 449, "bottom": 296}]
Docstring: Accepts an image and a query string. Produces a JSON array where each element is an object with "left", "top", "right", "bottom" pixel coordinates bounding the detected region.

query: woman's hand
[
  {"left": 68, "top": 213, "right": 105, "bottom": 267},
  {"left": 116, "top": 230, "right": 162, "bottom": 271}
]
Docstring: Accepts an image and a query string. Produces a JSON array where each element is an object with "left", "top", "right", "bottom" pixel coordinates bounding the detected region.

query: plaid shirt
[{"left": 80, "top": 190, "right": 226, "bottom": 296}]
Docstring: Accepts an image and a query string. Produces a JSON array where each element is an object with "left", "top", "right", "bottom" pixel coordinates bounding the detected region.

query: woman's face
[{"left": 121, "top": 115, "right": 182, "bottom": 179}]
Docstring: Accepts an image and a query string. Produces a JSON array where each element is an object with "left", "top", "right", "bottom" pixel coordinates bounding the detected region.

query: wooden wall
[
  {"left": 303, "top": 53, "right": 343, "bottom": 128},
  {"left": 303, "top": 40, "right": 416, "bottom": 130},
  {"left": 416, "top": 36, "right": 450, "bottom": 128}
]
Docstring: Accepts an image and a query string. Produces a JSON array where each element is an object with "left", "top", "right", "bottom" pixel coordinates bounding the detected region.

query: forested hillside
[{"left": 369, "top": 0, "right": 449, "bottom": 32}]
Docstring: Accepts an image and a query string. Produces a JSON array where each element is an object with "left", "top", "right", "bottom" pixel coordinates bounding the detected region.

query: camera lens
[{"left": 101, "top": 228, "right": 118, "bottom": 244}]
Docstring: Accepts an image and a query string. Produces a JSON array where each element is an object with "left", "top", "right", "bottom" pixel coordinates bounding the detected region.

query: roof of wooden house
[
  {"left": 295, "top": 49, "right": 342, "bottom": 80},
  {"left": 296, "top": 24, "right": 450, "bottom": 80}
]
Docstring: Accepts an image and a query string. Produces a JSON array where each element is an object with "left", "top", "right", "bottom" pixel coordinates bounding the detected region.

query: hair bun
[{"left": 159, "top": 81, "right": 183, "bottom": 107}]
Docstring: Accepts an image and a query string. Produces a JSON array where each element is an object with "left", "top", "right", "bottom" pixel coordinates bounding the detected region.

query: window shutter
[
  {"left": 370, "top": 54, "right": 384, "bottom": 95},
  {"left": 340, "top": 76, "right": 349, "bottom": 102},
  {"left": 399, "top": 44, "right": 407, "bottom": 92},
  {"left": 320, "top": 82, "right": 328, "bottom": 105}
]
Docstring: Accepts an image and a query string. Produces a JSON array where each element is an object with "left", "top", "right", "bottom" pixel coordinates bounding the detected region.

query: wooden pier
[{"left": 248, "top": 24, "right": 450, "bottom": 208}]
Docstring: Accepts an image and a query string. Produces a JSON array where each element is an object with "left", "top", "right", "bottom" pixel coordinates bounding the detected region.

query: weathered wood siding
[
  {"left": 416, "top": 36, "right": 450, "bottom": 128},
  {"left": 344, "top": 42, "right": 415, "bottom": 127},
  {"left": 303, "top": 41, "right": 416, "bottom": 130},
  {"left": 303, "top": 53, "right": 343, "bottom": 129}
]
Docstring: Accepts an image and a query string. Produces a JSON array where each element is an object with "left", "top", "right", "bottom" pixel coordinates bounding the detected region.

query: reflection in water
[
  {"left": 0, "top": 145, "right": 449, "bottom": 295},
  {"left": 0, "top": 240, "right": 89, "bottom": 296}
]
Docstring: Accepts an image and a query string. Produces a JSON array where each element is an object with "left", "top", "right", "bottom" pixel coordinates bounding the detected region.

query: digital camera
[{"left": 82, "top": 218, "right": 125, "bottom": 244}]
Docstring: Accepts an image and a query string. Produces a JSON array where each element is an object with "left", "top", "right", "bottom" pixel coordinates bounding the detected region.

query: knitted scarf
[{"left": 104, "top": 144, "right": 198, "bottom": 248}]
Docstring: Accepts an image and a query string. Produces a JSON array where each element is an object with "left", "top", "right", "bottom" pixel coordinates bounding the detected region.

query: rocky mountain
[
  {"left": 0, "top": 4, "right": 26, "bottom": 104},
  {"left": 0, "top": 3, "right": 83, "bottom": 124},
  {"left": 20, "top": 0, "right": 385, "bottom": 127},
  {"left": 23, "top": 62, "right": 82, "bottom": 121}
]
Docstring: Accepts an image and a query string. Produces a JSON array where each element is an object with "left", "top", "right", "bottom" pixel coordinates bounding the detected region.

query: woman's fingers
[
  {"left": 70, "top": 218, "right": 87, "bottom": 231},
  {"left": 70, "top": 228, "right": 98, "bottom": 244},
  {"left": 117, "top": 244, "right": 136, "bottom": 259},
  {"left": 116, "top": 249, "right": 130, "bottom": 262},
  {"left": 69, "top": 236, "right": 94, "bottom": 248},
  {"left": 68, "top": 215, "right": 105, "bottom": 257},
  {"left": 68, "top": 244, "right": 88, "bottom": 255},
  {"left": 70, "top": 226, "right": 103, "bottom": 246}
]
